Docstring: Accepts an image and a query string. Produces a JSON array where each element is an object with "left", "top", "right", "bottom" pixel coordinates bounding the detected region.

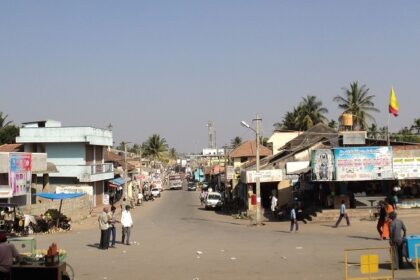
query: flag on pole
[{"left": 389, "top": 87, "right": 399, "bottom": 117}]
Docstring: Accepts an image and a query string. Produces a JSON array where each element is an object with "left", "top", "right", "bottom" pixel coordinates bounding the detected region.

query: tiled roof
[
  {"left": 0, "top": 144, "right": 23, "bottom": 152},
  {"left": 229, "top": 140, "right": 272, "bottom": 158}
]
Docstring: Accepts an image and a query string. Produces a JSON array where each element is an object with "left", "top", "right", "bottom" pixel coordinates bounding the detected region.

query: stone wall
[{"left": 23, "top": 195, "right": 91, "bottom": 222}]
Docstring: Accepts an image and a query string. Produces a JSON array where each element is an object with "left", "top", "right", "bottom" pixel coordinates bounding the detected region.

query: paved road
[{"left": 35, "top": 188, "right": 420, "bottom": 280}]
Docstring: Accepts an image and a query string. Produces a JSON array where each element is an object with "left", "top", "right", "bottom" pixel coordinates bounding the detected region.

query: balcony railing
[{"left": 53, "top": 163, "right": 114, "bottom": 182}]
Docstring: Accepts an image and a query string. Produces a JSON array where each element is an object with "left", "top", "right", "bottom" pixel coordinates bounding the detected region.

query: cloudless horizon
[{"left": 1, "top": 1, "right": 419, "bottom": 152}]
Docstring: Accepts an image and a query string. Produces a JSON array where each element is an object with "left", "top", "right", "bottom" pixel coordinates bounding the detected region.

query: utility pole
[
  {"left": 124, "top": 142, "right": 128, "bottom": 199},
  {"left": 255, "top": 113, "right": 262, "bottom": 225}
]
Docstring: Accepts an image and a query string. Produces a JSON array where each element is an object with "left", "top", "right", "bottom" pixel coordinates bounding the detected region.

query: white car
[
  {"left": 204, "top": 192, "right": 223, "bottom": 210},
  {"left": 151, "top": 188, "right": 161, "bottom": 198}
]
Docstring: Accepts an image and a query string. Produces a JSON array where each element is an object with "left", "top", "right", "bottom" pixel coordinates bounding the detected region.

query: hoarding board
[
  {"left": 311, "top": 149, "right": 334, "bottom": 181},
  {"left": 334, "top": 147, "right": 393, "bottom": 181},
  {"left": 9, "top": 153, "right": 32, "bottom": 196},
  {"left": 241, "top": 169, "right": 283, "bottom": 183},
  {"left": 393, "top": 157, "right": 420, "bottom": 179},
  {"left": 226, "top": 166, "right": 234, "bottom": 180}
]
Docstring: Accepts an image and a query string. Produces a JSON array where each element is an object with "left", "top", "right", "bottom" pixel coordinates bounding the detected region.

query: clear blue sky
[{"left": 1, "top": 1, "right": 419, "bottom": 152}]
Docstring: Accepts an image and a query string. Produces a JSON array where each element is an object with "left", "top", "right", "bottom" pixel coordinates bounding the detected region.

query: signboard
[
  {"left": 334, "top": 147, "right": 393, "bottom": 181},
  {"left": 9, "top": 153, "right": 32, "bottom": 196},
  {"left": 311, "top": 149, "right": 334, "bottom": 181},
  {"left": 242, "top": 169, "right": 283, "bottom": 183},
  {"left": 226, "top": 166, "right": 234, "bottom": 180},
  {"left": 393, "top": 157, "right": 420, "bottom": 179}
]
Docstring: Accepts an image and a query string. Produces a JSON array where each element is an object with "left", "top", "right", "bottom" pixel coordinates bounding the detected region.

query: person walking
[
  {"left": 376, "top": 201, "right": 387, "bottom": 239},
  {"left": 270, "top": 194, "right": 278, "bottom": 220},
  {"left": 98, "top": 206, "right": 110, "bottom": 250},
  {"left": 334, "top": 200, "right": 350, "bottom": 227},
  {"left": 290, "top": 206, "right": 299, "bottom": 232},
  {"left": 121, "top": 205, "right": 133, "bottom": 245},
  {"left": 108, "top": 206, "right": 119, "bottom": 248},
  {"left": 389, "top": 212, "right": 407, "bottom": 270}
]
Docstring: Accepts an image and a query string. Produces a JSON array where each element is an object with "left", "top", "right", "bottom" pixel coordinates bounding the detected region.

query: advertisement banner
[
  {"left": 242, "top": 169, "right": 283, "bottom": 183},
  {"left": 9, "top": 153, "right": 32, "bottom": 196},
  {"left": 334, "top": 147, "right": 393, "bottom": 181},
  {"left": 311, "top": 149, "right": 335, "bottom": 181},
  {"left": 393, "top": 157, "right": 420, "bottom": 179}
]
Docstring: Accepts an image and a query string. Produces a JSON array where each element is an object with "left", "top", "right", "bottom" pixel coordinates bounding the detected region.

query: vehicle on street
[
  {"left": 168, "top": 174, "right": 183, "bottom": 190},
  {"left": 151, "top": 188, "right": 161, "bottom": 198},
  {"left": 187, "top": 181, "right": 197, "bottom": 191},
  {"left": 204, "top": 192, "right": 223, "bottom": 210}
]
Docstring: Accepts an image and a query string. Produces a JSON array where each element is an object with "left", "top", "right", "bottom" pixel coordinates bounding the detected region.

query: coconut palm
[
  {"left": 169, "top": 148, "right": 177, "bottom": 159},
  {"left": 367, "top": 123, "right": 379, "bottom": 139},
  {"left": 230, "top": 136, "right": 242, "bottom": 149},
  {"left": 334, "top": 82, "right": 379, "bottom": 130},
  {"left": 143, "top": 134, "right": 168, "bottom": 160},
  {"left": 0, "top": 112, "right": 12, "bottom": 128},
  {"left": 411, "top": 118, "right": 420, "bottom": 135},
  {"left": 295, "top": 95, "right": 328, "bottom": 130},
  {"left": 274, "top": 108, "right": 300, "bottom": 131},
  {"left": 328, "top": 120, "right": 338, "bottom": 129}
]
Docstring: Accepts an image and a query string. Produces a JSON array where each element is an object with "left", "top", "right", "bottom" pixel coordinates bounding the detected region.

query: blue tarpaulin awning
[
  {"left": 35, "top": 193, "right": 85, "bottom": 200},
  {"left": 109, "top": 177, "right": 125, "bottom": 186}
]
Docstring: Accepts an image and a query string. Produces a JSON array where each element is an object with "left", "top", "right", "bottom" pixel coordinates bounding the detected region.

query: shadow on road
[{"left": 348, "top": 235, "right": 381, "bottom": 241}]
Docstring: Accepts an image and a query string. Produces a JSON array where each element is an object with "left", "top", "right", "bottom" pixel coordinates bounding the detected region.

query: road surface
[{"left": 35, "top": 187, "right": 420, "bottom": 280}]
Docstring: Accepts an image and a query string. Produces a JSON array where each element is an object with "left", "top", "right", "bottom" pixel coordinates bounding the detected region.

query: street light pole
[
  {"left": 255, "top": 113, "right": 262, "bottom": 225},
  {"left": 124, "top": 142, "right": 128, "bottom": 200},
  {"left": 241, "top": 114, "right": 262, "bottom": 225}
]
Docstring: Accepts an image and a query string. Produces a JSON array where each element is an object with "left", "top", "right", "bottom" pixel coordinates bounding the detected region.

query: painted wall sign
[
  {"left": 311, "top": 149, "right": 334, "bottom": 181},
  {"left": 334, "top": 147, "right": 393, "bottom": 181},
  {"left": 9, "top": 153, "right": 32, "bottom": 196}
]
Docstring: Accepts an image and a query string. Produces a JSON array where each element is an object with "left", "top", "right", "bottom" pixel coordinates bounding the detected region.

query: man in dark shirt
[{"left": 389, "top": 212, "right": 407, "bottom": 269}]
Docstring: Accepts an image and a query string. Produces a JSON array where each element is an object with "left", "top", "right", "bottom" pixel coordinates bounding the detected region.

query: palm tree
[
  {"left": 274, "top": 108, "right": 300, "bottom": 131},
  {"left": 328, "top": 120, "right": 338, "bottom": 129},
  {"left": 0, "top": 112, "right": 12, "bottom": 128},
  {"left": 333, "top": 82, "right": 379, "bottom": 130},
  {"left": 295, "top": 95, "right": 328, "bottom": 130},
  {"left": 169, "top": 148, "right": 177, "bottom": 159},
  {"left": 230, "top": 136, "right": 242, "bottom": 149},
  {"left": 143, "top": 134, "right": 168, "bottom": 160},
  {"left": 367, "top": 123, "right": 379, "bottom": 139},
  {"left": 411, "top": 118, "right": 420, "bottom": 135}
]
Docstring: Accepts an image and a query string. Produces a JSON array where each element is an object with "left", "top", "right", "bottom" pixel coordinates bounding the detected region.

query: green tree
[
  {"left": 295, "top": 95, "right": 328, "bottom": 130},
  {"left": 273, "top": 108, "right": 300, "bottom": 131},
  {"left": 367, "top": 123, "right": 379, "bottom": 139},
  {"left": 143, "top": 134, "right": 168, "bottom": 160},
  {"left": 169, "top": 148, "right": 177, "bottom": 159},
  {"left": 0, "top": 125, "right": 19, "bottom": 145},
  {"left": 0, "top": 112, "right": 12, "bottom": 128},
  {"left": 410, "top": 118, "right": 420, "bottom": 135},
  {"left": 391, "top": 127, "right": 420, "bottom": 143},
  {"left": 333, "top": 82, "right": 379, "bottom": 130},
  {"left": 230, "top": 136, "right": 242, "bottom": 149},
  {"left": 328, "top": 120, "right": 338, "bottom": 129}
]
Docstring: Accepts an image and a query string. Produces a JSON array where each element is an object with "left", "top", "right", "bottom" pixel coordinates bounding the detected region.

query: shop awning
[
  {"left": 109, "top": 177, "right": 125, "bottom": 186},
  {"left": 35, "top": 193, "right": 85, "bottom": 200}
]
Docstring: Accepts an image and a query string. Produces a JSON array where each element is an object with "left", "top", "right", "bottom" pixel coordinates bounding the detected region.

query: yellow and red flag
[{"left": 389, "top": 87, "right": 399, "bottom": 117}]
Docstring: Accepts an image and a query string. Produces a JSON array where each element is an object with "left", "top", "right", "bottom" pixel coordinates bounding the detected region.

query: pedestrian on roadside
[
  {"left": 389, "top": 211, "right": 407, "bottom": 270},
  {"left": 290, "top": 205, "right": 299, "bottom": 232},
  {"left": 121, "top": 205, "right": 133, "bottom": 245},
  {"left": 334, "top": 200, "right": 350, "bottom": 227},
  {"left": 108, "top": 206, "right": 119, "bottom": 248},
  {"left": 121, "top": 197, "right": 127, "bottom": 212},
  {"left": 200, "top": 190, "right": 206, "bottom": 206},
  {"left": 98, "top": 206, "right": 110, "bottom": 250},
  {"left": 270, "top": 194, "right": 278, "bottom": 220},
  {"left": 376, "top": 201, "right": 387, "bottom": 239}
]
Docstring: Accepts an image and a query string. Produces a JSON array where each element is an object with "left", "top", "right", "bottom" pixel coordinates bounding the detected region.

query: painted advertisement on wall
[
  {"left": 311, "top": 149, "right": 334, "bottom": 181},
  {"left": 334, "top": 147, "right": 393, "bottom": 181},
  {"left": 393, "top": 157, "right": 420, "bottom": 179},
  {"left": 9, "top": 153, "right": 32, "bottom": 196}
]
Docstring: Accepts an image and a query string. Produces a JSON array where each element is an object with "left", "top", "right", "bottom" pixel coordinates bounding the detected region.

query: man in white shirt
[
  {"left": 121, "top": 205, "right": 133, "bottom": 245},
  {"left": 270, "top": 195, "right": 278, "bottom": 219},
  {"left": 334, "top": 200, "right": 350, "bottom": 227}
]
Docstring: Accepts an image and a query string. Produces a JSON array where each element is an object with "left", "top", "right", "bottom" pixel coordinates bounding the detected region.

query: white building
[{"left": 16, "top": 120, "right": 114, "bottom": 207}]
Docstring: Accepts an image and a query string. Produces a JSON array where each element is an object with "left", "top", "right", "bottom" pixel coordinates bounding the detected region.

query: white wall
[{"left": 46, "top": 143, "right": 85, "bottom": 165}]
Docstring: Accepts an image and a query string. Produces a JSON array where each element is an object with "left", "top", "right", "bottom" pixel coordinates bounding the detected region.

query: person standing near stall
[
  {"left": 0, "top": 232, "right": 21, "bottom": 280},
  {"left": 108, "top": 206, "right": 119, "bottom": 248}
]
